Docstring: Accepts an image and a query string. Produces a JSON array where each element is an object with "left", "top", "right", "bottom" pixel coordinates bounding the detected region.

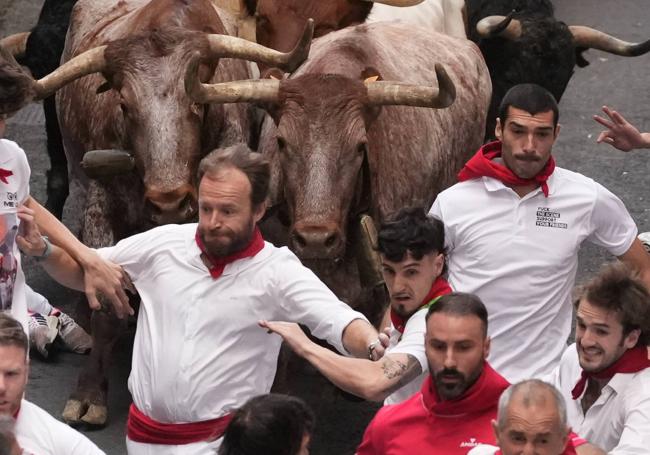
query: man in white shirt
[
  {"left": 429, "top": 83, "right": 650, "bottom": 382},
  {"left": 0, "top": 312, "right": 105, "bottom": 455},
  {"left": 18, "top": 145, "right": 385, "bottom": 455},
  {"left": 262, "top": 207, "right": 451, "bottom": 405},
  {"left": 547, "top": 263, "right": 650, "bottom": 454}
]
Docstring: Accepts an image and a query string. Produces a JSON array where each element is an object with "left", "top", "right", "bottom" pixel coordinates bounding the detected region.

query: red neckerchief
[
  {"left": 421, "top": 362, "right": 510, "bottom": 416},
  {"left": 571, "top": 345, "right": 650, "bottom": 399},
  {"left": 0, "top": 168, "right": 12, "bottom": 184},
  {"left": 390, "top": 277, "right": 452, "bottom": 334},
  {"left": 457, "top": 141, "right": 556, "bottom": 197},
  {"left": 195, "top": 227, "right": 265, "bottom": 279}
]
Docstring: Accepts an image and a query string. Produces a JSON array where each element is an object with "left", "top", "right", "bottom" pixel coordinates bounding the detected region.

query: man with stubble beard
[{"left": 17, "top": 145, "right": 384, "bottom": 455}]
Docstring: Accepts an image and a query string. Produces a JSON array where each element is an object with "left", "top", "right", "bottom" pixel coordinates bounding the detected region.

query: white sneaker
[
  {"left": 639, "top": 232, "right": 650, "bottom": 253},
  {"left": 56, "top": 311, "right": 93, "bottom": 354},
  {"left": 28, "top": 313, "right": 59, "bottom": 359}
]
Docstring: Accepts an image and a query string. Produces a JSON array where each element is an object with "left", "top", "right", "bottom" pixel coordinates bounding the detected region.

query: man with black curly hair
[{"left": 262, "top": 207, "right": 451, "bottom": 405}]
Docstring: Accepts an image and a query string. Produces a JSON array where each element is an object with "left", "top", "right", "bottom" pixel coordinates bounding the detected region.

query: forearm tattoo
[{"left": 381, "top": 354, "right": 422, "bottom": 394}]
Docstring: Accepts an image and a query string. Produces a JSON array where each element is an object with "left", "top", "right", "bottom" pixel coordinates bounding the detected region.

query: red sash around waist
[{"left": 127, "top": 404, "right": 233, "bottom": 445}]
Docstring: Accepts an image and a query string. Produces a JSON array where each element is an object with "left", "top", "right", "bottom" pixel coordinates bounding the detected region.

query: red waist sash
[{"left": 127, "top": 404, "right": 233, "bottom": 445}]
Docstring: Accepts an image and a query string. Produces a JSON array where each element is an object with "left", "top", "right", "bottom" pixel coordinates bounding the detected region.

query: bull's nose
[
  {"left": 291, "top": 223, "right": 343, "bottom": 259},
  {"left": 144, "top": 185, "right": 197, "bottom": 225}
]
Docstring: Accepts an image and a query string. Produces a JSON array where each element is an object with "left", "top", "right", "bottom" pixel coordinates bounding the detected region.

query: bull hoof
[
  {"left": 80, "top": 404, "right": 107, "bottom": 427},
  {"left": 62, "top": 399, "right": 85, "bottom": 424}
]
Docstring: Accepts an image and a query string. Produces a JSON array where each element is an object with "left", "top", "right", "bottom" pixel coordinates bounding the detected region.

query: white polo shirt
[
  {"left": 0, "top": 139, "right": 30, "bottom": 332},
  {"left": 546, "top": 344, "right": 650, "bottom": 454},
  {"left": 429, "top": 168, "right": 637, "bottom": 382},
  {"left": 15, "top": 399, "right": 105, "bottom": 455},
  {"left": 97, "top": 223, "right": 367, "bottom": 425},
  {"left": 384, "top": 307, "right": 429, "bottom": 405}
]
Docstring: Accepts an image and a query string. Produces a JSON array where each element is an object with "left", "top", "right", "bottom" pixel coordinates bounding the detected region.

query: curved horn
[
  {"left": 569, "top": 26, "right": 650, "bottom": 56},
  {"left": 361, "top": 0, "right": 423, "bottom": 6},
  {"left": 365, "top": 63, "right": 455, "bottom": 109},
  {"left": 33, "top": 45, "right": 107, "bottom": 99},
  {"left": 185, "top": 53, "right": 280, "bottom": 104},
  {"left": 0, "top": 32, "right": 30, "bottom": 57},
  {"left": 206, "top": 19, "right": 313, "bottom": 72},
  {"left": 476, "top": 14, "right": 522, "bottom": 41}
]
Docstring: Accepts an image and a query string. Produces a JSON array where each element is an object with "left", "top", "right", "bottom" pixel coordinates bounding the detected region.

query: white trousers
[{"left": 126, "top": 437, "right": 222, "bottom": 455}]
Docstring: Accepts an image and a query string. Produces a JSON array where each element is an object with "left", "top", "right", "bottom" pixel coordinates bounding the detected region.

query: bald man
[{"left": 469, "top": 380, "right": 604, "bottom": 455}]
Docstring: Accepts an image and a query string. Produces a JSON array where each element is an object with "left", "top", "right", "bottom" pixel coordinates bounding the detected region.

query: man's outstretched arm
[
  {"left": 260, "top": 321, "right": 421, "bottom": 402},
  {"left": 22, "top": 199, "right": 134, "bottom": 317},
  {"left": 618, "top": 238, "right": 650, "bottom": 291}
]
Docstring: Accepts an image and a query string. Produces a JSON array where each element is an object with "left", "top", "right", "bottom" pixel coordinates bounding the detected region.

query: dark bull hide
[
  {"left": 0, "top": 0, "right": 312, "bottom": 426},
  {"left": 465, "top": 0, "right": 650, "bottom": 139},
  {"left": 186, "top": 22, "right": 491, "bottom": 323}
]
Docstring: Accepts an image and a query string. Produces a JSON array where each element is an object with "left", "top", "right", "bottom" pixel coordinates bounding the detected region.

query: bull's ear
[
  {"left": 257, "top": 68, "right": 285, "bottom": 123},
  {"left": 361, "top": 67, "right": 383, "bottom": 83},
  {"left": 96, "top": 80, "right": 112, "bottom": 94},
  {"left": 261, "top": 67, "right": 286, "bottom": 81}
]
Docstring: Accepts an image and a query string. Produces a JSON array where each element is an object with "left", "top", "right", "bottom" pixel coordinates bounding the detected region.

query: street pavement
[{"left": 0, "top": 1, "right": 648, "bottom": 454}]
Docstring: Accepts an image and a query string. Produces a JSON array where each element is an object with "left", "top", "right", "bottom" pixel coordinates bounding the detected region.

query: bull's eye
[
  {"left": 119, "top": 103, "right": 128, "bottom": 116},
  {"left": 276, "top": 137, "right": 286, "bottom": 150}
]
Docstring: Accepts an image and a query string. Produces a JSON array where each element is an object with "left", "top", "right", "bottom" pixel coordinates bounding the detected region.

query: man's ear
[
  {"left": 495, "top": 117, "right": 503, "bottom": 140},
  {"left": 491, "top": 419, "right": 501, "bottom": 444},
  {"left": 483, "top": 336, "right": 491, "bottom": 359},
  {"left": 253, "top": 200, "right": 267, "bottom": 225},
  {"left": 623, "top": 328, "right": 641, "bottom": 350},
  {"left": 433, "top": 253, "right": 444, "bottom": 277},
  {"left": 554, "top": 123, "right": 562, "bottom": 141}
]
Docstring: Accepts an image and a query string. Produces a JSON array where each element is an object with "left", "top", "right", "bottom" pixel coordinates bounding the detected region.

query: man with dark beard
[
  {"left": 16, "top": 145, "right": 383, "bottom": 455},
  {"left": 355, "top": 292, "right": 508, "bottom": 455}
]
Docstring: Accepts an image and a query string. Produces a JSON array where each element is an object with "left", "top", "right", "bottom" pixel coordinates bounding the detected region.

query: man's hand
[
  {"left": 594, "top": 106, "right": 650, "bottom": 152},
  {"left": 79, "top": 250, "right": 135, "bottom": 319},
  {"left": 259, "top": 320, "right": 312, "bottom": 357},
  {"left": 16, "top": 206, "right": 47, "bottom": 256}
]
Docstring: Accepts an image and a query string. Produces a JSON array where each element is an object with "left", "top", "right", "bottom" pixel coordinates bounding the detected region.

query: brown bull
[
  {"left": 10, "top": 0, "right": 311, "bottom": 426},
  {"left": 186, "top": 22, "right": 491, "bottom": 323}
]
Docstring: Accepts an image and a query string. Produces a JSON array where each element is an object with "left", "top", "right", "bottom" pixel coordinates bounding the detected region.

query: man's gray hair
[
  {"left": 496, "top": 379, "right": 568, "bottom": 429},
  {"left": 0, "top": 415, "right": 16, "bottom": 455}
]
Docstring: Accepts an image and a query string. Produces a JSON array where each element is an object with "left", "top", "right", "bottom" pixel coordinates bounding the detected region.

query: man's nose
[
  {"left": 523, "top": 133, "right": 536, "bottom": 151},
  {"left": 444, "top": 348, "right": 457, "bottom": 368},
  {"left": 521, "top": 442, "right": 536, "bottom": 455}
]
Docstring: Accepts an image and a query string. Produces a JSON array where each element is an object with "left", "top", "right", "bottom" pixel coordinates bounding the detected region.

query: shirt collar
[{"left": 482, "top": 171, "right": 558, "bottom": 197}]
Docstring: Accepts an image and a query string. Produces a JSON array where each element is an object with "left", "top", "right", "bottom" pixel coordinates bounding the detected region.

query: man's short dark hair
[
  {"left": 0, "top": 313, "right": 28, "bottom": 355},
  {"left": 498, "top": 83, "right": 559, "bottom": 128},
  {"left": 219, "top": 394, "right": 314, "bottom": 455},
  {"left": 0, "top": 46, "right": 36, "bottom": 116},
  {"left": 377, "top": 207, "right": 446, "bottom": 269},
  {"left": 198, "top": 145, "right": 270, "bottom": 207},
  {"left": 426, "top": 292, "right": 489, "bottom": 336},
  {"left": 575, "top": 263, "right": 650, "bottom": 346}
]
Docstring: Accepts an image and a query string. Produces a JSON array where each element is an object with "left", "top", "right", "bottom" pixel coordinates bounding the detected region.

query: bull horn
[
  {"left": 206, "top": 18, "right": 313, "bottom": 72},
  {"left": 476, "top": 14, "right": 522, "bottom": 41},
  {"left": 365, "top": 63, "right": 456, "bottom": 109},
  {"left": 33, "top": 45, "right": 107, "bottom": 99},
  {"left": 185, "top": 53, "right": 280, "bottom": 104},
  {"left": 569, "top": 26, "right": 650, "bottom": 56},
  {"left": 81, "top": 149, "right": 135, "bottom": 179},
  {"left": 0, "top": 32, "right": 30, "bottom": 57},
  {"left": 361, "top": 0, "right": 423, "bottom": 6}
]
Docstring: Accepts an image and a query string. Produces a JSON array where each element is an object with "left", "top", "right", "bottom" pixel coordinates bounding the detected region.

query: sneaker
[
  {"left": 28, "top": 313, "right": 59, "bottom": 359},
  {"left": 56, "top": 311, "right": 93, "bottom": 354},
  {"left": 639, "top": 232, "right": 650, "bottom": 254}
]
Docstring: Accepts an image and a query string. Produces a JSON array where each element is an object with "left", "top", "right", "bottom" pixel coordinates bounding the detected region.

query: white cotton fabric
[
  {"left": 0, "top": 139, "right": 30, "bottom": 333},
  {"left": 546, "top": 344, "right": 650, "bottom": 454},
  {"left": 429, "top": 168, "right": 637, "bottom": 382},
  {"left": 97, "top": 223, "right": 367, "bottom": 427},
  {"left": 383, "top": 306, "right": 429, "bottom": 405},
  {"left": 15, "top": 400, "right": 105, "bottom": 455}
]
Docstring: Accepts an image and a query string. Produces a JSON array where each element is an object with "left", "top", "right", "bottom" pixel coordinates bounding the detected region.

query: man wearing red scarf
[
  {"left": 262, "top": 207, "right": 451, "bottom": 405},
  {"left": 0, "top": 313, "right": 104, "bottom": 454},
  {"left": 356, "top": 293, "right": 508, "bottom": 454},
  {"left": 429, "top": 84, "right": 650, "bottom": 383},
  {"left": 547, "top": 263, "right": 650, "bottom": 453},
  {"left": 19, "top": 145, "right": 383, "bottom": 455}
]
